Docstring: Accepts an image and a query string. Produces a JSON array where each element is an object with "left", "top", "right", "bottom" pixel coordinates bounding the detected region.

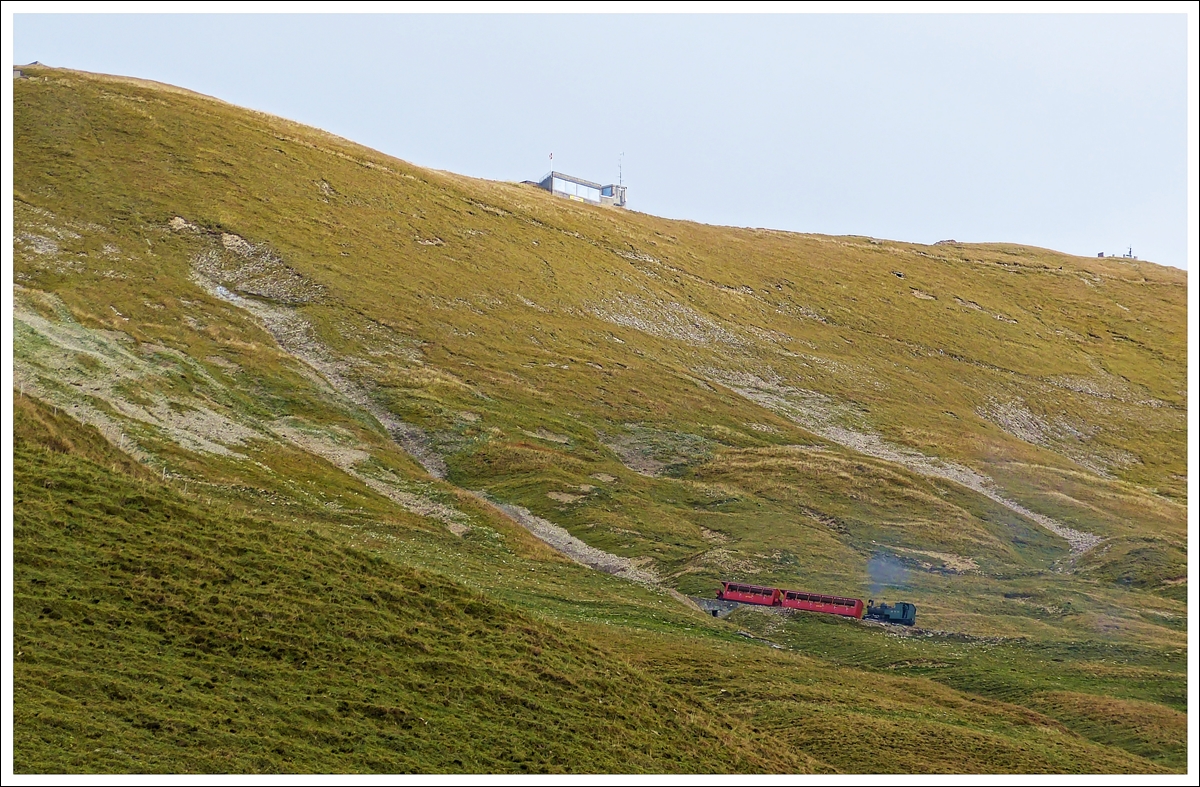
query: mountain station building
[{"left": 530, "top": 171, "right": 626, "bottom": 208}]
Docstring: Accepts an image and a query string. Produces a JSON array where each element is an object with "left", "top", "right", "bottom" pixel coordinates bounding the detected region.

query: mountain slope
[{"left": 11, "top": 65, "right": 1188, "bottom": 773}]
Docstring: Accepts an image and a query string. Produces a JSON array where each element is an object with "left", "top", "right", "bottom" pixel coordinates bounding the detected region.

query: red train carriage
[
  {"left": 718, "top": 582, "right": 781, "bottom": 606},
  {"left": 779, "top": 588, "right": 864, "bottom": 619}
]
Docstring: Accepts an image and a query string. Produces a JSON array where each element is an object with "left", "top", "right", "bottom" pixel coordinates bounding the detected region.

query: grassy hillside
[
  {"left": 12, "top": 395, "right": 1179, "bottom": 774},
  {"left": 11, "top": 65, "right": 1188, "bottom": 773}
]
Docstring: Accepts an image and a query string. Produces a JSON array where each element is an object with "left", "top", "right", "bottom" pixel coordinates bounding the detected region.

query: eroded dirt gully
[
  {"left": 182, "top": 223, "right": 661, "bottom": 583},
  {"left": 699, "top": 369, "right": 1102, "bottom": 554}
]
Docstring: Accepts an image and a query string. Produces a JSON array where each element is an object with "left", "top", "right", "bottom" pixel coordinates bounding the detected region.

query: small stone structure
[{"left": 689, "top": 596, "right": 740, "bottom": 619}]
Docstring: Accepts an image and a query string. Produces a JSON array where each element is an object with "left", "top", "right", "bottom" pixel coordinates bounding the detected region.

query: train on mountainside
[
  {"left": 864, "top": 599, "right": 917, "bottom": 626},
  {"left": 717, "top": 581, "right": 916, "bottom": 626}
]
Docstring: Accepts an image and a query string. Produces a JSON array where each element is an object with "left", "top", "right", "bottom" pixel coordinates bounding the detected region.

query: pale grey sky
[{"left": 11, "top": 11, "right": 1192, "bottom": 269}]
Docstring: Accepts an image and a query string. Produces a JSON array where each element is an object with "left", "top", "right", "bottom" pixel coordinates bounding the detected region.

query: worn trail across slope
[{"left": 472, "top": 493, "right": 660, "bottom": 585}]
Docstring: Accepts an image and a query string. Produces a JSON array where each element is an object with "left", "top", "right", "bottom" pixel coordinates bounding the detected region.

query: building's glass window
[{"left": 553, "top": 177, "right": 600, "bottom": 202}]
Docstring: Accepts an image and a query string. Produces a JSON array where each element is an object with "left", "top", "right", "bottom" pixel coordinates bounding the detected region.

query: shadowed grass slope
[
  {"left": 12, "top": 396, "right": 807, "bottom": 773},
  {"left": 12, "top": 395, "right": 1175, "bottom": 774}
]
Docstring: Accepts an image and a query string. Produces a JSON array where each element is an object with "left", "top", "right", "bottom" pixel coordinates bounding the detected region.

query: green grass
[
  {"left": 13, "top": 396, "right": 804, "bottom": 773},
  {"left": 11, "top": 65, "right": 1188, "bottom": 773},
  {"left": 12, "top": 395, "right": 1177, "bottom": 773}
]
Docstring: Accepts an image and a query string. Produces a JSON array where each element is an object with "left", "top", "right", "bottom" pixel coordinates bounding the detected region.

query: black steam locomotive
[{"left": 865, "top": 599, "right": 916, "bottom": 626}]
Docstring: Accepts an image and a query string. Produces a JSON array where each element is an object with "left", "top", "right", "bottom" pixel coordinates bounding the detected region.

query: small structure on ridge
[{"left": 529, "top": 171, "right": 626, "bottom": 208}]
